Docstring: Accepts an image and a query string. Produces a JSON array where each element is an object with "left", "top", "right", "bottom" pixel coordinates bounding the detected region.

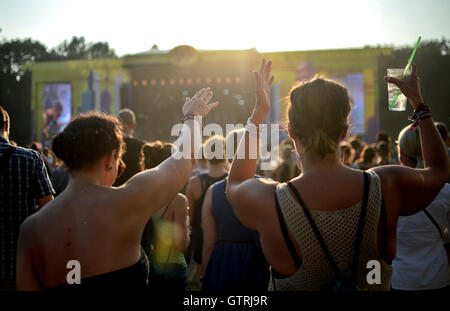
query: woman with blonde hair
[
  {"left": 391, "top": 124, "right": 450, "bottom": 291},
  {"left": 227, "top": 60, "right": 449, "bottom": 291}
]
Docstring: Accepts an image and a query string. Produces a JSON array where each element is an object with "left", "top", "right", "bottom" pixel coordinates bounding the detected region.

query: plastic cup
[{"left": 387, "top": 68, "right": 409, "bottom": 111}]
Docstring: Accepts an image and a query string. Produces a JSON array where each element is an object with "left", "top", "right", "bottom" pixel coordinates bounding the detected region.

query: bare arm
[
  {"left": 227, "top": 59, "right": 276, "bottom": 230},
  {"left": 121, "top": 88, "right": 219, "bottom": 223},
  {"left": 16, "top": 220, "right": 42, "bottom": 291},
  {"left": 173, "top": 194, "right": 190, "bottom": 253},
  {"left": 201, "top": 186, "right": 216, "bottom": 278},
  {"left": 374, "top": 64, "right": 449, "bottom": 216}
]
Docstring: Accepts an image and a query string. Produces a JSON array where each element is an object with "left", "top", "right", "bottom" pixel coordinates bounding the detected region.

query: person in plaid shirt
[{"left": 0, "top": 106, "right": 54, "bottom": 290}]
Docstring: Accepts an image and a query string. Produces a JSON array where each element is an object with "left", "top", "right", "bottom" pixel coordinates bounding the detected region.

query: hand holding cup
[{"left": 384, "top": 63, "right": 423, "bottom": 110}]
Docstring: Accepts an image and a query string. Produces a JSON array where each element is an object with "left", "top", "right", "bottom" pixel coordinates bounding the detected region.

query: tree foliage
[
  {"left": 0, "top": 36, "right": 116, "bottom": 145},
  {"left": 377, "top": 38, "right": 450, "bottom": 142}
]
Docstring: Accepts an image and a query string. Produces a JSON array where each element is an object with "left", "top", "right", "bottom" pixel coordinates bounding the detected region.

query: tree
[
  {"left": 0, "top": 36, "right": 117, "bottom": 145},
  {"left": 377, "top": 38, "right": 450, "bottom": 142},
  {"left": 0, "top": 39, "right": 47, "bottom": 145},
  {"left": 48, "top": 36, "right": 116, "bottom": 60}
]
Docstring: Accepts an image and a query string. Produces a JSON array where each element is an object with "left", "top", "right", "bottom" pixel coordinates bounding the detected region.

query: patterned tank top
[{"left": 269, "top": 170, "right": 393, "bottom": 291}]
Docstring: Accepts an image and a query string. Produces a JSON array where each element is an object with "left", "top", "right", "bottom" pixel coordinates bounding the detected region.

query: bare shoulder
[
  {"left": 173, "top": 193, "right": 188, "bottom": 208},
  {"left": 240, "top": 176, "right": 278, "bottom": 196},
  {"left": 18, "top": 212, "right": 39, "bottom": 246},
  {"left": 227, "top": 176, "right": 278, "bottom": 229},
  {"left": 172, "top": 193, "right": 189, "bottom": 221},
  {"left": 187, "top": 175, "right": 200, "bottom": 189},
  {"left": 371, "top": 164, "right": 408, "bottom": 188}
]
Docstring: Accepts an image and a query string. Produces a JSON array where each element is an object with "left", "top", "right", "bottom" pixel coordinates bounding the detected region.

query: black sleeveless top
[
  {"left": 44, "top": 250, "right": 150, "bottom": 291},
  {"left": 191, "top": 173, "right": 228, "bottom": 238}
]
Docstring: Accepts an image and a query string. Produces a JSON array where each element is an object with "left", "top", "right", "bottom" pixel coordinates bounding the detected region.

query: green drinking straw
[{"left": 390, "top": 36, "right": 422, "bottom": 109}]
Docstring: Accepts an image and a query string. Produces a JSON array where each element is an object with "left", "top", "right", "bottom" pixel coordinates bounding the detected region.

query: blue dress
[{"left": 201, "top": 179, "right": 270, "bottom": 291}]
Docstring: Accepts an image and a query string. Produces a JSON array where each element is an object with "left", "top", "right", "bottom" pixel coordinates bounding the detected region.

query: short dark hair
[
  {"left": 117, "top": 109, "right": 136, "bottom": 126},
  {"left": 0, "top": 106, "right": 9, "bottom": 130},
  {"left": 349, "top": 137, "right": 362, "bottom": 150},
  {"left": 141, "top": 141, "right": 173, "bottom": 169},
  {"left": 203, "top": 135, "right": 226, "bottom": 165},
  {"left": 52, "top": 111, "right": 124, "bottom": 171},
  {"left": 376, "top": 130, "right": 391, "bottom": 144}
]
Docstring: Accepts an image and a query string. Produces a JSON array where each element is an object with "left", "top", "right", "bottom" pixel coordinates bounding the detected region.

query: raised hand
[
  {"left": 251, "top": 59, "right": 274, "bottom": 124},
  {"left": 384, "top": 63, "right": 423, "bottom": 109},
  {"left": 182, "top": 88, "right": 219, "bottom": 117}
]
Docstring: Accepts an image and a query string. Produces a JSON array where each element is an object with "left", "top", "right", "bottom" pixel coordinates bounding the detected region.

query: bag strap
[
  {"left": 274, "top": 189, "right": 302, "bottom": 269},
  {"left": 423, "top": 209, "right": 443, "bottom": 238},
  {"left": 0, "top": 145, "right": 15, "bottom": 174},
  {"left": 287, "top": 171, "right": 370, "bottom": 280},
  {"left": 160, "top": 196, "right": 176, "bottom": 220},
  {"left": 270, "top": 267, "right": 278, "bottom": 291}
]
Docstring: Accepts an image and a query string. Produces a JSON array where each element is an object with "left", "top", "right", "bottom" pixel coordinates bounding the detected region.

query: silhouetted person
[
  {"left": 113, "top": 109, "right": 144, "bottom": 186},
  {"left": 0, "top": 106, "right": 54, "bottom": 290}
]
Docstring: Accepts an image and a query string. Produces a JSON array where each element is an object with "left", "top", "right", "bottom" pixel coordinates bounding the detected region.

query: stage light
[
  {"left": 235, "top": 77, "right": 241, "bottom": 83},
  {"left": 225, "top": 77, "right": 231, "bottom": 84},
  {"left": 196, "top": 78, "right": 202, "bottom": 84},
  {"left": 160, "top": 79, "right": 166, "bottom": 86},
  {"left": 132, "top": 80, "right": 138, "bottom": 86},
  {"left": 151, "top": 79, "right": 157, "bottom": 86},
  {"left": 169, "top": 79, "right": 175, "bottom": 85},
  {"left": 206, "top": 77, "right": 212, "bottom": 84},
  {"left": 142, "top": 80, "right": 147, "bottom": 86},
  {"left": 179, "top": 78, "right": 184, "bottom": 85},
  {"left": 216, "top": 77, "right": 222, "bottom": 84},
  {"left": 187, "top": 78, "right": 192, "bottom": 85}
]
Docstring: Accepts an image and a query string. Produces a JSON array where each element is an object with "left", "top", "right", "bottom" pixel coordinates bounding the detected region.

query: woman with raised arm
[
  {"left": 16, "top": 88, "right": 218, "bottom": 290},
  {"left": 226, "top": 60, "right": 449, "bottom": 291}
]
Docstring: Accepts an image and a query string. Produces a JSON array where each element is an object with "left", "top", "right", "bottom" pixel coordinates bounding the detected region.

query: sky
[{"left": 0, "top": 0, "right": 449, "bottom": 56}]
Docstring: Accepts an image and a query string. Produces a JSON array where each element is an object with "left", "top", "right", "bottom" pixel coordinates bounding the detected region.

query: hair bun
[{"left": 51, "top": 131, "right": 66, "bottom": 162}]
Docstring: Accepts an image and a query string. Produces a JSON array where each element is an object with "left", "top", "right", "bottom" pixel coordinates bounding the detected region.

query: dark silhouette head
[
  {"left": 141, "top": 141, "right": 174, "bottom": 170},
  {"left": 52, "top": 112, "right": 124, "bottom": 174}
]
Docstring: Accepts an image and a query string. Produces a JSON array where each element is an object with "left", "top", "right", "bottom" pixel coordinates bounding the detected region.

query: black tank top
[
  {"left": 191, "top": 173, "right": 228, "bottom": 237},
  {"left": 44, "top": 250, "right": 149, "bottom": 291}
]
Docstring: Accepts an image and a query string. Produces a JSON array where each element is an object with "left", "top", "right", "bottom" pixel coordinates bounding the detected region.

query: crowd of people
[{"left": 0, "top": 60, "right": 449, "bottom": 292}]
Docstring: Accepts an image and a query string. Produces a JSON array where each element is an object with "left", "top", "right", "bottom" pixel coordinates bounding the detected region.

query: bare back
[
  {"left": 243, "top": 166, "right": 395, "bottom": 277},
  {"left": 23, "top": 185, "right": 146, "bottom": 288}
]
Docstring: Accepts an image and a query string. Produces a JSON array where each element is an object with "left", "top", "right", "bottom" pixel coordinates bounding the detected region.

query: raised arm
[
  {"left": 226, "top": 59, "right": 277, "bottom": 230},
  {"left": 124, "top": 88, "right": 219, "bottom": 220},
  {"left": 374, "top": 64, "right": 449, "bottom": 216}
]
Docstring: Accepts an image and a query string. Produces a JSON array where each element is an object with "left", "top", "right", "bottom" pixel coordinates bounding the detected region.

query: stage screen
[
  {"left": 42, "top": 83, "right": 71, "bottom": 147},
  {"left": 330, "top": 73, "right": 365, "bottom": 135}
]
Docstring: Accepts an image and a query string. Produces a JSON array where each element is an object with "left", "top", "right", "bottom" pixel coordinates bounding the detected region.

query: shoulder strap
[
  {"left": 287, "top": 171, "right": 370, "bottom": 280},
  {"left": 423, "top": 209, "right": 443, "bottom": 238},
  {"left": 351, "top": 171, "right": 370, "bottom": 278},
  {"left": 198, "top": 174, "right": 208, "bottom": 193},
  {"left": 160, "top": 196, "right": 176, "bottom": 220},
  {"left": 274, "top": 188, "right": 302, "bottom": 269},
  {"left": 0, "top": 145, "right": 15, "bottom": 174}
]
